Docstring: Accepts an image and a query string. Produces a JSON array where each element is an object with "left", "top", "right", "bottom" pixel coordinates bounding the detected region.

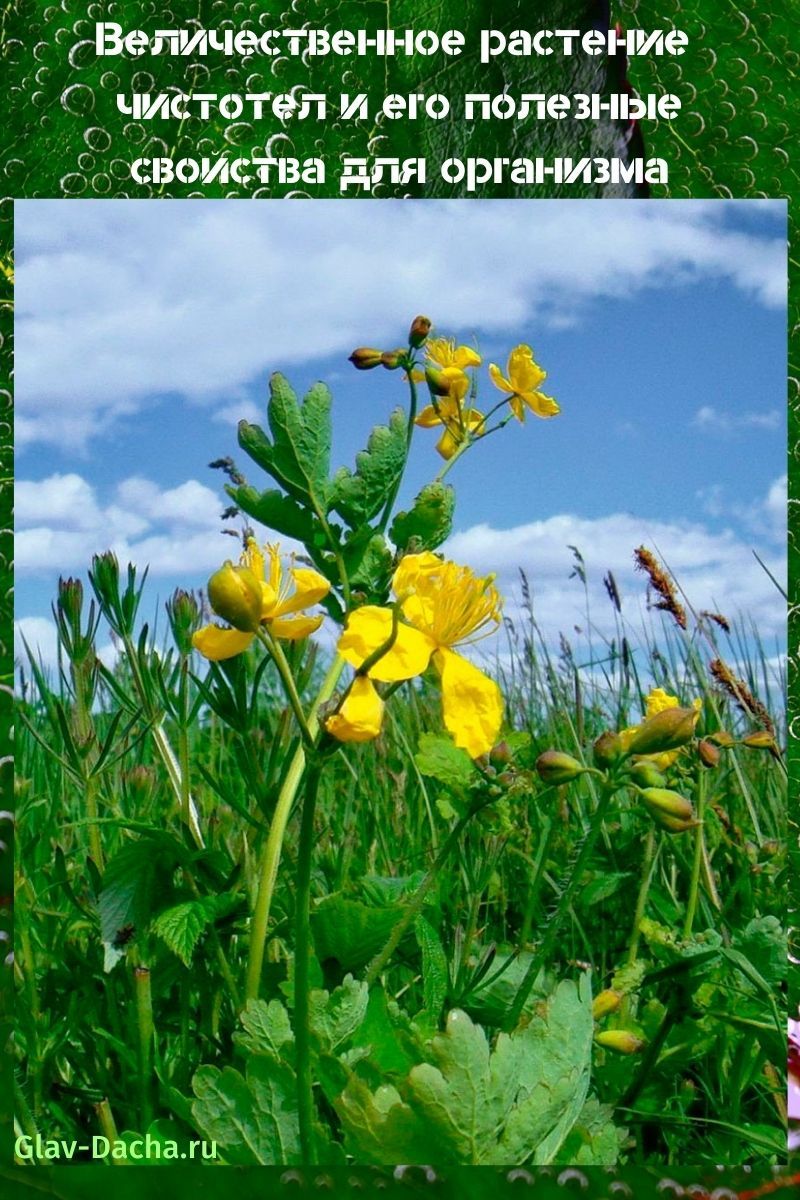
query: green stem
[
  {"left": 73, "top": 662, "right": 104, "bottom": 870},
  {"left": 177, "top": 658, "right": 192, "bottom": 833},
  {"left": 294, "top": 760, "right": 323, "bottom": 1165},
  {"left": 619, "top": 1003, "right": 679, "bottom": 1109},
  {"left": 256, "top": 628, "right": 315, "bottom": 749},
  {"left": 95, "top": 1098, "right": 123, "bottom": 1160},
  {"left": 627, "top": 826, "right": 657, "bottom": 965},
  {"left": 378, "top": 363, "right": 418, "bottom": 533},
  {"left": 134, "top": 966, "right": 154, "bottom": 1130},
  {"left": 244, "top": 655, "right": 345, "bottom": 1003},
  {"left": 507, "top": 782, "right": 619, "bottom": 1027},
  {"left": 683, "top": 771, "right": 707, "bottom": 940},
  {"left": 520, "top": 814, "right": 554, "bottom": 947}
]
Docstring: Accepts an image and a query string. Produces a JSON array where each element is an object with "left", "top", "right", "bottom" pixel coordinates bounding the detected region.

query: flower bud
[
  {"left": 626, "top": 706, "right": 698, "bottom": 756},
  {"left": 707, "top": 730, "right": 735, "bottom": 747},
  {"left": 424, "top": 365, "right": 450, "bottom": 396},
  {"left": 627, "top": 760, "right": 667, "bottom": 789},
  {"left": 207, "top": 562, "right": 263, "bottom": 632},
  {"left": 639, "top": 787, "right": 694, "bottom": 822},
  {"left": 380, "top": 348, "right": 406, "bottom": 370},
  {"left": 650, "top": 811, "right": 699, "bottom": 834},
  {"left": 349, "top": 347, "right": 383, "bottom": 370},
  {"left": 741, "top": 730, "right": 778, "bottom": 752},
  {"left": 408, "top": 314, "right": 431, "bottom": 347},
  {"left": 535, "top": 750, "right": 588, "bottom": 785},
  {"left": 696, "top": 738, "right": 721, "bottom": 769},
  {"left": 489, "top": 741, "right": 513, "bottom": 767},
  {"left": 592, "top": 989, "right": 622, "bottom": 1020},
  {"left": 593, "top": 731, "right": 623, "bottom": 768},
  {"left": 595, "top": 1029, "right": 645, "bottom": 1055},
  {"left": 167, "top": 588, "right": 200, "bottom": 656}
]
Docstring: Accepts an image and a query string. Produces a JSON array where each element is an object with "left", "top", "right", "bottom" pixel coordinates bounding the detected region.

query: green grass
[{"left": 13, "top": 558, "right": 786, "bottom": 1168}]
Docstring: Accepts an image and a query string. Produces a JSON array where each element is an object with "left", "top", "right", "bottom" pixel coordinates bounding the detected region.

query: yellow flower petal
[
  {"left": 192, "top": 624, "right": 254, "bottom": 661},
  {"left": 273, "top": 567, "right": 330, "bottom": 617},
  {"left": 392, "top": 553, "right": 443, "bottom": 600},
  {"left": 415, "top": 403, "right": 445, "bottom": 429},
  {"left": 434, "top": 647, "right": 503, "bottom": 759},
  {"left": 452, "top": 345, "right": 482, "bottom": 370},
  {"left": 508, "top": 344, "right": 546, "bottom": 393},
  {"left": 325, "top": 676, "right": 384, "bottom": 743},
  {"left": 338, "top": 606, "right": 435, "bottom": 683},
  {"left": 269, "top": 613, "right": 324, "bottom": 641},
  {"left": 488, "top": 362, "right": 513, "bottom": 395},
  {"left": 509, "top": 394, "right": 525, "bottom": 423},
  {"left": 522, "top": 389, "right": 560, "bottom": 419},
  {"left": 436, "top": 428, "right": 460, "bottom": 459}
]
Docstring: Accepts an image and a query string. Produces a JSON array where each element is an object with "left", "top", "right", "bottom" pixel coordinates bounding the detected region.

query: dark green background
[{"left": 1, "top": 0, "right": 795, "bottom": 1193}]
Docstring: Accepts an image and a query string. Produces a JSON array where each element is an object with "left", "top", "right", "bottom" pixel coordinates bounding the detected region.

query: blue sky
[{"left": 15, "top": 199, "right": 787, "bottom": 671}]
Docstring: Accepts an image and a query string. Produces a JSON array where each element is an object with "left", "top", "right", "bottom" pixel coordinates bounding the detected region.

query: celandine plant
[{"left": 16, "top": 315, "right": 786, "bottom": 1168}]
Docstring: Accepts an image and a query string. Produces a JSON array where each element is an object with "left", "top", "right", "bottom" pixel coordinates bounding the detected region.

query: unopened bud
[
  {"left": 741, "top": 731, "right": 778, "bottom": 753},
  {"left": 595, "top": 1029, "right": 645, "bottom": 1055},
  {"left": 592, "top": 989, "right": 622, "bottom": 1020},
  {"left": 489, "top": 741, "right": 513, "bottom": 767},
  {"left": 207, "top": 562, "right": 263, "bottom": 632},
  {"left": 707, "top": 730, "right": 735, "bottom": 747},
  {"left": 696, "top": 739, "right": 721, "bottom": 769},
  {"left": 651, "top": 811, "right": 699, "bottom": 834},
  {"left": 593, "top": 731, "right": 623, "bottom": 768},
  {"left": 639, "top": 787, "right": 694, "bottom": 823},
  {"left": 535, "top": 750, "right": 588, "bottom": 785},
  {"left": 380, "top": 349, "right": 406, "bottom": 370},
  {"left": 167, "top": 588, "right": 200, "bottom": 656},
  {"left": 627, "top": 760, "right": 667, "bottom": 789},
  {"left": 408, "top": 315, "right": 432, "bottom": 347},
  {"left": 626, "top": 706, "right": 698, "bottom": 756},
  {"left": 349, "top": 347, "right": 383, "bottom": 370}
]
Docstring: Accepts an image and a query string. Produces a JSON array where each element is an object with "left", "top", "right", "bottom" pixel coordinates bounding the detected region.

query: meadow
[{"left": 13, "top": 319, "right": 787, "bottom": 1168}]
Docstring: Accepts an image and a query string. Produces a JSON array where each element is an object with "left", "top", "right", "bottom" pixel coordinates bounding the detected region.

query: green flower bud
[
  {"left": 626, "top": 706, "right": 698, "bottom": 756},
  {"left": 349, "top": 347, "right": 383, "bottom": 370},
  {"left": 489, "top": 741, "right": 513, "bottom": 767},
  {"left": 595, "top": 1029, "right": 645, "bottom": 1055},
  {"left": 593, "top": 731, "right": 623, "bottom": 768},
  {"left": 167, "top": 588, "right": 201, "bottom": 656},
  {"left": 627, "top": 760, "right": 667, "bottom": 788},
  {"left": 741, "top": 730, "right": 778, "bottom": 752},
  {"left": 535, "top": 750, "right": 588, "bottom": 785},
  {"left": 408, "top": 314, "right": 431, "bottom": 347},
  {"left": 651, "top": 811, "right": 699, "bottom": 834},
  {"left": 207, "top": 562, "right": 263, "bottom": 632},
  {"left": 707, "top": 730, "right": 735, "bottom": 747},
  {"left": 380, "top": 348, "right": 406, "bottom": 370},
  {"left": 592, "top": 989, "right": 622, "bottom": 1020},
  {"left": 639, "top": 787, "right": 695, "bottom": 822}
]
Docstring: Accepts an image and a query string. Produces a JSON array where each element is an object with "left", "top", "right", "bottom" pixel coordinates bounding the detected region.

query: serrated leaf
[
  {"left": 343, "top": 532, "right": 394, "bottom": 598},
  {"left": 553, "top": 1096, "right": 626, "bottom": 1166},
  {"left": 330, "top": 408, "right": 407, "bottom": 527},
  {"left": 415, "top": 916, "right": 449, "bottom": 1021},
  {"left": 235, "top": 999, "right": 294, "bottom": 1059},
  {"left": 98, "top": 836, "right": 185, "bottom": 973},
  {"left": 150, "top": 894, "right": 237, "bottom": 967},
  {"left": 497, "top": 975, "right": 593, "bottom": 1164},
  {"left": 228, "top": 484, "right": 318, "bottom": 546},
  {"left": 415, "top": 732, "right": 477, "bottom": 791},
  {"left": 309, "top": 974, "right": 369, "bottom": 1051},
  {"left": 191, "top": 1056, "right": 300, "bottom": 1165},
  {"left": 237, "top": 375, "right": 332, "bottom": 512},
  {"left": 312, "top": 893, "right": 406, "bottom": 972},
  {"left": 390, "top": 482, "right": 455, "bottom": 552}
]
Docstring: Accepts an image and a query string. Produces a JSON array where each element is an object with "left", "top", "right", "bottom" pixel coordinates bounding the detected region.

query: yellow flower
[
  {"left": 488, "top": 344, "right": 559, "bottom": 422},
  {"left": 324, "top": 676, "right": 384, "bottom": 744},
  {"left": 330, "top": 552, "right": 504, "bottom": 758},
  {"left": 415, "top": 367, "right": 485, "bottom": 460},
  {"left": 425, "top": 337, "right": 482, "bottom": 371},
  {"left": 193, "top": 540, "right": 330, "bottom": 661},
  {"left": 619, "top": 687, "right": 702, "bottom": 770}
]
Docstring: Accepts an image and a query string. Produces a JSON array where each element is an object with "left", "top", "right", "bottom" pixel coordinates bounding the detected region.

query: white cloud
[
  {"left": 692, "top": 405, "right": 782, "bottom": 434},
  {"left": 697, "top": 473, "right": 786, "bottom": 544},
  {"left": 15, "top": 615, "right": 119, "bottom": 674},
  {"left": 15, "top": 199, "right": 786, "bottom": 450}
]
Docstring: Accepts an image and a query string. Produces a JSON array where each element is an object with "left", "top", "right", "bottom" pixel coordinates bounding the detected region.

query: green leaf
[
  {"left": 337, "top": 978, "right": 600, "bottom": 1165},
  {"left": 191, "top": 1056, "right": 300, "bottom": 1165},
  {"left": 150, "top": 894, "right": 238, "bottom": 967},
  {"left": 309, "top": 974, "right": 370, "bottom": 1051},
  {"left": 390, "top": 482, "right": 456, "bottom": 552},
  {"left": 235, "top": 999, "right": 294, "bottom": 1058},
  {"left": 330, "top": 408, "right": 407, "bottom": 527},
  {"left": 227, "top": 484, "right": 318, "bottom": 546},
  {"left": 98, "top": 836, "right": 186, "bottom": 972},
  {"left": 415, "top": 732, "right": 477, "bottom": 792},
  {"left": 462, "top": 949, "right": 547, "bottom": 1028},
  {"left": 342, "top": 531, "right": 394, "bottom": 598},
  {"left": 731, "top": 916, "right": 786, "bottom": 989},
  {"left": 497, "top": 975, "right": 594, "bottom": 1164},
  {"left": 237, "top": 374, "right": 332, "bottom": 511},
  {"left": 312, "top": 893, "right": 407, "bottom": 972},
  {"left": 553, "top": 1096, "right": 626, "bottom": 1166},
  {"left": 350, "top": 988, "right": 422, "bottom": 1077},
  {"left": 415, "top": 916, "right": 449, "bottom": 1021}
]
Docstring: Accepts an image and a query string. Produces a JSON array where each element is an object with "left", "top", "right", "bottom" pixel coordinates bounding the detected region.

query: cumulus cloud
[
  {"left": 15, "top": 199, "right": 786, "bottom": 450},
  {"left": 692, "top": 405, "right": 782, "bottom": 434}
]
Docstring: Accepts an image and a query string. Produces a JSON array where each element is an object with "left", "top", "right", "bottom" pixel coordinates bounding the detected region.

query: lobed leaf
[{"left": 330, "top": 408, "right": 408, "bottom": 527}]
